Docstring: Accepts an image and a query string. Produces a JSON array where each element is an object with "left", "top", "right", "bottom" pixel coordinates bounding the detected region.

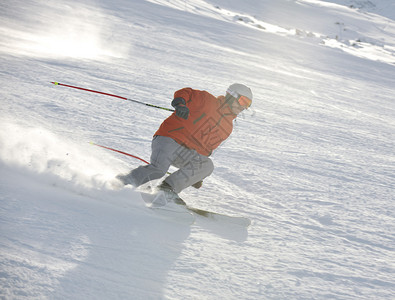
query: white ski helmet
[{"left": 226, "top": 83, "right": 253, "bottom": 102}]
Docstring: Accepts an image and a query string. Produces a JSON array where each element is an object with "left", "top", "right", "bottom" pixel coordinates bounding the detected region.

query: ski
[
  {"left": 137, "top": 191, "right": 195, "bottom": 224},
  {"left": 150, "top": 205, "right": 195, "bottom": 224},
  {"left": 137, "top": 191, "right": 250, "bottom": 227},
  {"left": 186, "top": 206, "right": 251, "bottom": 227}
]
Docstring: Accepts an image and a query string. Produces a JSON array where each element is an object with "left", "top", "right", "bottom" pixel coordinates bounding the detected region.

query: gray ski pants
[{"left": 130, "top": 136, "right": 214, "bottom": 193}]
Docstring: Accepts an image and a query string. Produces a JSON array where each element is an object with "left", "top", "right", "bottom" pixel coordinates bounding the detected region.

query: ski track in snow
[{"left": 1, "top": 0, "right": 395, "bottom": 299}]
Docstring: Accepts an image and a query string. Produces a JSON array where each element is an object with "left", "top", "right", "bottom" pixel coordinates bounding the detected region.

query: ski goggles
[
  {"left": 227, "top": 89, "right": 252, "bottom": 109},
  {"left": 236, "top": 95, "right": 252, "bottom": 108}
]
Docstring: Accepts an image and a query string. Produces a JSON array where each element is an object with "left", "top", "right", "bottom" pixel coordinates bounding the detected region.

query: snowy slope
[{"left": 1, "top": 0, "right": 394, "bottom": 299}]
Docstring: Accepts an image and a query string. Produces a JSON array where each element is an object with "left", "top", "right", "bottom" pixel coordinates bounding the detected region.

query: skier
[{"left": 117, "top": 83, "right": 253, "bottom": 201}]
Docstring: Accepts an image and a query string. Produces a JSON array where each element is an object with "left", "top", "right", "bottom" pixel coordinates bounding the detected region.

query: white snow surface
[{"left": 1, "top": 0, "right": 394, "bottom": 299}]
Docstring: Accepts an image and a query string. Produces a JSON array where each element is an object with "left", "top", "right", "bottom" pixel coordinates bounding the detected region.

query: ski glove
[
  {"left": 192, "top": 180, "right": 203, "bottom": 189},
  {"left": 172, "top": 97, "right": 189, "bottom": 120}
]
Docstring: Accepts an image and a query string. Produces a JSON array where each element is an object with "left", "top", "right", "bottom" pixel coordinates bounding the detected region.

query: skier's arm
[{"left": 173, "top": 88, "right": 193, "bottom": 103}]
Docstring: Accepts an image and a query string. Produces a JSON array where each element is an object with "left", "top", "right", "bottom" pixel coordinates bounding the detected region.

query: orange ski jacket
[{"left": 155, "top": 88, "right": 237, "bottom": 156}]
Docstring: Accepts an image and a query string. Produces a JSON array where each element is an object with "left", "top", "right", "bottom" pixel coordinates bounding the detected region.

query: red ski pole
[
  {"left": 51, "top": 82, "right": 175, "bottom": 112},
  {"left": 90, "top": 142, "right": 150, "bottom": 164}
]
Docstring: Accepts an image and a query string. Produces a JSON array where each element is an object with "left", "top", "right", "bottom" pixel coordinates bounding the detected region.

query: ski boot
[{"left": 151, "top": 181, "right": 186, "bottom": 207}]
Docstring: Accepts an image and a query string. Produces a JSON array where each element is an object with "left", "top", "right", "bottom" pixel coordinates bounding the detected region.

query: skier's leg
[
  {"left": 119, "top": 136, "right": 179, "bottom": 187},
  {"left": 165, "top": 149, "right": 214, "bottom": 193}
]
